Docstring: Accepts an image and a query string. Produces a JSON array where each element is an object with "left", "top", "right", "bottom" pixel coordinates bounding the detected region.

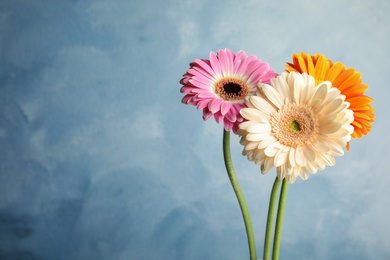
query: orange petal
[
  {"left": 338, "top": 71, "right": 362, "bottom": 92},
  {"left": 307, "top": 54, "right": 315, "bottom": 76},
  {"left": 351, "top": 131, "right": 361, "bottom": 138},
  {"left": 341, "top": 83, "right": 369, "bottom": 97},
  {"left": 333, "top": 68, "right": 355, "bottom": 87},
  {"left": 285, "top": 62, "right": 299, "bottom": 73},
  {"left": 353, "top": 111, "right": 374, "bottom": 121},
  {"left": 295, "top": 53, "right": 308, "bottom": 73},
  {"left": 314, "top": 55, "right": 328, "bottom": 83},
  {"left": 346, "top": 96, "right": 374, "bottom": 106},
  {"left": 325, "top": 62, "right": 345, "bottom": 83},
  {"left": 356, "top": 109, "right": 375, "bottom": 120},
  {"left": 352, "top": 120, "right": 363, "bottom": 128}
]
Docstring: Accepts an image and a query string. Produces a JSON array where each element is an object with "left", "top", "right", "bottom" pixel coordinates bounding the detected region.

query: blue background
[{"left": 0, "top": 0, "right": 388, "bottom": 259}]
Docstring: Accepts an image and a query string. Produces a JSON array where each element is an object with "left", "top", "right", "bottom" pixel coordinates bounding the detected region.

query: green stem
[
  {"left": 222, "top": 130, "right": 257, "bottom": 260},
  {"left": 272, "top": 179, "right": 289, "bottom": 260},
  {"left": 263, "top": 177, "right": 282, "bottom": 260}
]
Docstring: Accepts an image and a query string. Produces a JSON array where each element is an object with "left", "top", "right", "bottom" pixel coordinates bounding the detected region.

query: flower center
[
  {"left": 270, "top": 103, "right": 318, "bottom": 148},
  {"left": 289, "top": 120, "right": 301, "bottom": 131},
  {"left": 214, "top": 77, "right": 249, "bottom": 102}
]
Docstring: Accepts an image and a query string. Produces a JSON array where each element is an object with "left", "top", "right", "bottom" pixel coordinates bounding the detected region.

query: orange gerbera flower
[{"left": 286, "top": 53, "right": 375, "bottom": 146}]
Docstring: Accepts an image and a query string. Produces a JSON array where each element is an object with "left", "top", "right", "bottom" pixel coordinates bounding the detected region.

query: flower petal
[{"left": 260, "top": 84, "right": 283, "bottom": 108}]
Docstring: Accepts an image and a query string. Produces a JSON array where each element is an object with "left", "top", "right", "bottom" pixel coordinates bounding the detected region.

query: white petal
[
  {"left": 246, "top": 133, "right": 268, "bottom": 141},
  {"left": 258, "top": 135, "right": 278, "bottom": 149},
  {"left": 311, "top": 139, "right": 330, "bottom": 153},
  {"left": 319, "top": 122, "right": 342, "bottom": 134},
  {"left": 320, "top": 153, "right": 335, "bottom": 166},
  {"left": 299, "top": 170, "right": 310, "bottom": 180},
  {"left": 246, "top": 123, "right": 271, "bottom": 133},
  {"left": 288, "top": 148, "right": 296, "bottom": 167},
  {"left": 328, "top": 127, "right": 350, "bottom": 139},
  {"left": 240, "top": 108, "right": 264, "bottom": 122},
  {"left": 302, "top": 73, "right": 316, "bottom": 88},
  {"left": 302, "top": 145, "right": 316, "bottom": 162},
  {"left": 295, "top": 147, "right": 306, "bottom": 167},
  {"left": 293, "top": 73, "right": 312, "bottom": 104},
  {"left": 304, "top": 162, "right": 318, "bottom": 174},
  {"left": 264, "top": 141, "right": 280, "bottom": 157},
  {"left": 322, "top": 87, "right": 341, "bottom": 105},
  {"left": 260, "top": 84, "right": 283, "bottom": 108},
  {"left": 321, "top": 98, "right": 344, "bottom": 115},
  {"left": 261, "top": 157, "right": 274, "bottom": 174},
  {"left": 248, "top": 96, "right": 273, "bottom": 120},
  {"left": 309, "top": 83, "right": 329, "bottom": 107},
  {"left": 318, "top": 114, "right": 337, "bottom": 125},
  {"left": 238, "top": 121, "right": 253, "bottom": 130},
  {"left": 274, "top": 147, "right": 289, "bottom": 167},
  {"left": 243, "top": 141, "right": 260, "bottom": 151},
  {"left": 276, "top": 166, "right": 286, "bottom": 180},
  {"left": 325, "top": 140, "right": 344, "bottom": 156},
  {"left": 274, "top": 76, "right": 291, "bottom": 102}
]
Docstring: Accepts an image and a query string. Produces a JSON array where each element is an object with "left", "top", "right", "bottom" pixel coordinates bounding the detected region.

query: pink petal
[
  {"left": 223, "top": 118, "right": 234, "bottom": 131},
  {"left": 191, "top": 76, "right": 212, "bottom": 87},
  {"left": 180, "top": 85, "right": 195, "bottom": 93},
  {"left": 180, "top": 76, "right": 191, "bottom": 85},
  {"left": 193, "top": 59, "right": 216, "bottom": 78},
  {"left": 247, "top": 64, "right": 271, "bottom": 84},
  {"left": 186, "top": 100, "right": 198, "bottom": 106},
  {"left": 235, "top": 54, "right": 250, "bottom": 75},
  {"left": 189, "top": 68, "right": 214, "bottom": 82},
  {"left": 234, "top": 50, "right": 247, "bottom": 62},
  {"left": 208, "top": 98, "right": 222, "bottom": 113},
  {"left": 202, "top": 109, "right": 213, "bottom": 120},
  {"left": 214, "top": 111, "right": 224, "bottom": 123},
  {"left": 209, "top": 51, "right": 222, "bottom": 76},
  {"left": 188, "top": 79, "right": 209, "bottom": 89},
  {"left": 186, "top": 86, "right": 205, "bottom": 93},
  {"left": 236, "top": 115, "right": 244, "bottom": 122},
  {"left": 233, "top": 104, "right": 246, "bottom": 122},
  {"left": 181, "top": 95, "right": 193, "bottom": 104},
  {"left": 196, "top": 99, "right": 211, "bottom": 110},
  {"left": 245, "top": 59, "right": 262, "bottom": 76},
  {"left": 225, "top": 108, "right": 237, "bottom": 122},
  {"left": 197, "top": 91, "right": 216, "bottom": 98},
  {"left": 220, "top": 101, "right": 232, "bottom": 116},
  {"left": 218, "top": 49, "right": 234, "bottom": 75},
  {"left": 262, "top": 71, "right": 278, "bottom": 84},
  {"left": 231, "top": 122, "right": 239, "bottom": 134}
]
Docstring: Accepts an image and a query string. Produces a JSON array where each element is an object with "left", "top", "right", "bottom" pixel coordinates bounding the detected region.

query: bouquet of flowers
[{"left": 179, "top": 49, "right": 374, "bottom": 260}]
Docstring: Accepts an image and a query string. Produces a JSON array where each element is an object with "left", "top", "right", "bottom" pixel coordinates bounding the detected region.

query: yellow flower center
[
  {"left": 214, "top": 77, "right": 250, "bottom": 102},
  {"left": 270, "top": 103, "right": 318, "bottom": 148}
]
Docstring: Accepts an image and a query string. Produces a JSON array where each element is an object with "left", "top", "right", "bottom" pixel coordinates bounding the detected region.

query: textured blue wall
[{"left": 0, "top": 0, "right": 388, "bottom": 259}]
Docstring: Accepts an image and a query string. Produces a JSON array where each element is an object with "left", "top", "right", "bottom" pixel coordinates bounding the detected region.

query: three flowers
[{"left": 180, "top": 49, "right": 374, "bottom": 183}]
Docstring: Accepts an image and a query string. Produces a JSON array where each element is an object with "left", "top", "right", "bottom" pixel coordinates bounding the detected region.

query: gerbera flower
[
  {"left": 238, "top": 72, "right": 354, "bottom": 183},
  {"left": 180, "top": 49, "right": 277, "bottom": 133},
  {"left": 285, "top": 52, "right": 374, "bottom": 143}
]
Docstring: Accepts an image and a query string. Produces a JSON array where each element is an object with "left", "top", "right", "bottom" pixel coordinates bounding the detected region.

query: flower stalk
[
  {"left": 263, "top": 177, "right": 282, "bottom": 260},
  {"left": 223, "top": 130, "right": 257, "bottom": 260},
  {"left": 272, "top": 179, "right": 289, "bottom": 260}
]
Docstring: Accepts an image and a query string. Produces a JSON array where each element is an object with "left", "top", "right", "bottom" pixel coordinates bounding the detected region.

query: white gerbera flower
[{"left": 238, "top": 72, "right": 354, "bottom": 183}]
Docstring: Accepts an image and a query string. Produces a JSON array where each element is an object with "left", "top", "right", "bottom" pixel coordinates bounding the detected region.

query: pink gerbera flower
[{"left": 180, "top": 49, "right": 277, "bottom": 133}]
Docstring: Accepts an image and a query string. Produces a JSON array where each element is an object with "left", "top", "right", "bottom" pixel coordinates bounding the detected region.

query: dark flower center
[
  {"left": 215, "top": 78, "right": 249, "bottom": 102},
  {"left": 223, "top": 83, "right": 242, "bottom": 96}
]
